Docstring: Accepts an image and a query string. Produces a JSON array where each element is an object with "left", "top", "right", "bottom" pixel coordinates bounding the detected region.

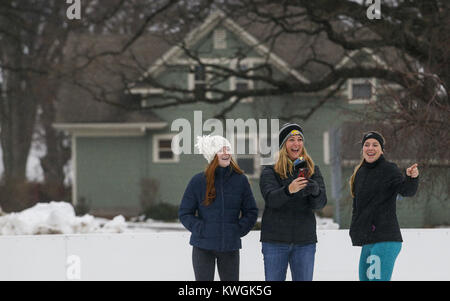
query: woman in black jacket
[
  {"left": 259, "top": 123, "right": 327, "bottom": 281},
  {"left": 349, "top": 131, "right": 419, "bottom": 281},
  {"left": 179, "top": 135, "right": 258, "bottom": 281}
]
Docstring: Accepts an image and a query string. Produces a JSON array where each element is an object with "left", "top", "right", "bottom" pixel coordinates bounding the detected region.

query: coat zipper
[{"left": 220, "top": 172, "right": 225, "bottom": 252}]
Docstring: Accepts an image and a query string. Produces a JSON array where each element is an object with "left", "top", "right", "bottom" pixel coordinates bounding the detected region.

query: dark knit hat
[
  {"left": 361, "top": 131, "right": 385, "bottom": 150},
  {"left": 279, "top": 123, "right": 304, "bottom": 149}
]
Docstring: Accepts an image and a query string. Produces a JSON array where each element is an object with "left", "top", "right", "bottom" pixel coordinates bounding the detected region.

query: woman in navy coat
[{"left": 179, "top": 135, "right": 258, "bottom": 281}]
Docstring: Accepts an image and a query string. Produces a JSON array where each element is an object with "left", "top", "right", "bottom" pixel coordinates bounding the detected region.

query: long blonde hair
[
  {"left": 274, "top": 144, "right": 315, "bottom": 179},
  {"left": 349, "top": 159, "right": 364, "bottom": 198}
]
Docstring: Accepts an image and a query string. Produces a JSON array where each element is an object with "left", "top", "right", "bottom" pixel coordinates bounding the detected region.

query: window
[
  {"left": 237, "top": 157, "right": 255, "bottom": 174},
  {"left": 352, "top": 83, "right": 372, "bottom": 99},
  {"left": 233, "top": 135, "right": 259, "bottom": 178},
  {"left": 235, "top": 64, "right": 251, "bottom": 91},
  {"left": 348, "top": 78, "right": 375, "bottom": 104},
  {"left": 230, "top": 62, "right": 254, "bottom": 103},
  {"left": 213, "top": 29, "right": 227, "bottom": 49},
  {"left": 153, "top": 134, "right": 179, "bottom": 163},
  {"left": 188, "top": 65, "right": 214, "bottom": 100},
  {"left": 193, "top": 65, "right": 207, "bottom": 99}
]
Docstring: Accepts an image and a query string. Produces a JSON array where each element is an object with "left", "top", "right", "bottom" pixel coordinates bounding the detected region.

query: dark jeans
[
  {"left": 262, "top": 242, "right": 316, "bottom": 281},
  {"left": 192, "top": 246, "right": 240, "bottom": 281}
]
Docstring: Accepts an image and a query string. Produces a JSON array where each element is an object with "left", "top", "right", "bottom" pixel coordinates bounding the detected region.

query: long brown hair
[
  {"left": 203, "top": 155, "right": 244, "bottom": 206},
  {"left": 274, "top": 143, "right": 315, "bottom": 179},
  {"left": 349, "top": 131, "right": 386, "bottom": 197}
]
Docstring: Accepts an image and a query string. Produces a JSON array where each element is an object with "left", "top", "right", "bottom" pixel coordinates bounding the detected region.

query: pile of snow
[
  {"left": 0, "top": 202, "right": 340, "bottom": 236},
  {"left": 0, "top": 202, "right": 127, "bottom": 235}
]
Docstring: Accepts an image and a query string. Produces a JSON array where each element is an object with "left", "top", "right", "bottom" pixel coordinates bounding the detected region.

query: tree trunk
[
  {"left": 0, "top": 72, "right": 38, "bottom": 211},
  {"left": 39, "top": 90, "right": 71, "bottom": 202}
]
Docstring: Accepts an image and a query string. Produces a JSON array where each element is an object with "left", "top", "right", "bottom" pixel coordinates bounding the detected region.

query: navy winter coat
[{"left": 179, "top": 166, "right": 258, "bottom": 252}]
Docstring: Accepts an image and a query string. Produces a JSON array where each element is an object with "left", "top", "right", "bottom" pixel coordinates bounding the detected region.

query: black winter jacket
[
  {"left": 350, "top": 155, "right": 419, "bottom": 246},
  {"left": 259, "top": 164, "right": 327, "bottom": 244}
]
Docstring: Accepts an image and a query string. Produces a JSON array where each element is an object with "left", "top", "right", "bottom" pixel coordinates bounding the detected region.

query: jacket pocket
[
  {"left": 202, "top": 222, "right": 221, "bottom": 238},
  {"left": 226, "top": 223, "right": 240, "bottom": 238}
]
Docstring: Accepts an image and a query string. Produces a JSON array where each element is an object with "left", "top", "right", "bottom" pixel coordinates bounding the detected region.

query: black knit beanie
[
  {"left": 279, "top": 123, "right": 304, "bottom": 149},
  {"left": 361, "top": 131, "right": 385, "bottom": 150}
]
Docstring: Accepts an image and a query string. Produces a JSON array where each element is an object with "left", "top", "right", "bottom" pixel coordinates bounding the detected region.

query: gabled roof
[
  {"left": 55, "top": 10, "right": 395, "bottom": 124},
  {"left": 130, "top": 10, "right": 310, "bottom": 91},
  {"left": 335, "top": 48, "right": 388, "bottom": 70}
]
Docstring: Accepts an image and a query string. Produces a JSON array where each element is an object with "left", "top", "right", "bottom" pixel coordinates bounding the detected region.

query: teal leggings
[{"left": 359, "top": 242, "right": 402, "bottom": 281}]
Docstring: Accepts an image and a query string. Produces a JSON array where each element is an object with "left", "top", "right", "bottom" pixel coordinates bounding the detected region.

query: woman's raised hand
[{"left": 406, "top": 163, "right": 419, "bottom": 178}]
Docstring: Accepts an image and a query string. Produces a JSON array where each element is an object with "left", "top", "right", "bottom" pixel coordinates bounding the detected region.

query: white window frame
[
  {"left": 153, "top": 134, "right": 179, "bottom": 163},
  {"left": 348, "top": 78, "right": 376, "bottom": 104},
  {"left": 128, "top": 88, "right": 164, "bottom": 108},
  {"left": 188, "top": 64, "right": 213, "bottom": 100},
  {"left": 213, "top": 29, "right": 227, "bottom": 49},
  {"left": 181, "top": 58, "right": 263, "bottom": 103},
  {"left": 229, "top": 59, "right": 255, "bottom": 103}
]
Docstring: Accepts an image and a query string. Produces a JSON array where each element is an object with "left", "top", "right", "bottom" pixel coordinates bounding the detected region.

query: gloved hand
[{"left": 304, "top": 178, "right": 320, "bottom": 197}]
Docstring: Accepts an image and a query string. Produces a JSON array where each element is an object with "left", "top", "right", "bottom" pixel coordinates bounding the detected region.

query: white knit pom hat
[{"left": 195, "top": 135, "right": 232, "bottom": 163}]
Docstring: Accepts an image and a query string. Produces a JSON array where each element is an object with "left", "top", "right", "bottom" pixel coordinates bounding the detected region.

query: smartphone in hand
[{"left": 297, "top": 167, "right": 309, "bottom": 179}]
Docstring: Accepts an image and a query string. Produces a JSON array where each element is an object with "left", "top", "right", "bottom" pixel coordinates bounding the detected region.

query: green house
[{"left": 54, "top": 11, "right": 449, "bottom": 227}]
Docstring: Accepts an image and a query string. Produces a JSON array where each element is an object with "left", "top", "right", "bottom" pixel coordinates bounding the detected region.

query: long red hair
[{"left": 203, "top": 155, "right": 244, "bottom": 206}]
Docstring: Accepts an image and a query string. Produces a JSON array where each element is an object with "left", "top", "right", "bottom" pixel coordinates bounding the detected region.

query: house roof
[
  {"left": 131, "top": 10, "right": 311, "bottom": 87},
  {"left": 55, "top": 10, "right": 394, "bottom": 125}
]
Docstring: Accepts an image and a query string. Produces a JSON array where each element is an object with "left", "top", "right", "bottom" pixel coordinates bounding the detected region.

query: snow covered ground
[
  {"left": 0, "top": 202, "right": 449, "bottom": 281},
  {"left": 0, "top": 229, "right": 448, "bottom": 281}
]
